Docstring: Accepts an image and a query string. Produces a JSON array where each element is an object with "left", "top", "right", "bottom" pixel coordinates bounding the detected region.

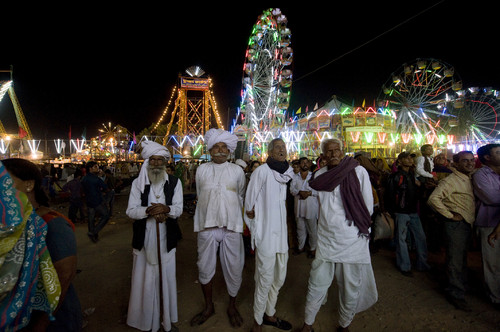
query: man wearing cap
[
  {"left": 386, "top": 151, "right": 430, "bottom": 277},
  {"left": 126, "top": 141, "right": 183, "bottom": 332},
  {"left": 190, "top": 128, "right": 246, "bottom": 328},
  {"left": 245, "top": 138, "right": 295, "bottom": 332},
  {"left": 235, "top": 158, "right": 248, "bottom": 170}
]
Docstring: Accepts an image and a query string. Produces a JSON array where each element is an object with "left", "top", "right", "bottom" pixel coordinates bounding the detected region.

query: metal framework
[
  {"left": 162, "top": 75, "right": 223, "bottom": 145},
  {"left": 0, "top": 76, "right": 32, "bottom": 139}
]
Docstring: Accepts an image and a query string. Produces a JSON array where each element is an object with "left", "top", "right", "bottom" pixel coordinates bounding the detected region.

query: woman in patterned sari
[
  {"left": 0, "top": 160, "right": 61, "bottom": 331},
  {"left": 2, "top": 158, "right": 82, "bottom": 331}
]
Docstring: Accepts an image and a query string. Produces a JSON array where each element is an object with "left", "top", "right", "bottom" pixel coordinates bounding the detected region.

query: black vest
[{"left": 132, "top": 174, "right": 182, "bottom": 252}]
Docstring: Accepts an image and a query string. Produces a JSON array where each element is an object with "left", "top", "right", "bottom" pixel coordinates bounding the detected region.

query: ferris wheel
[
  {"left": 240, "top": 8, "right": 293, "bottom": 132},
  {"left": 379, "top": 58, "right": 462, "bottom": 138},
  {"left": 448, "top": 87, "right": 500, "bottom": 146}
]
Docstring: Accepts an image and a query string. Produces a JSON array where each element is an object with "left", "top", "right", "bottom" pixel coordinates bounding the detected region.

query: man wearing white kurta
[
  {"left": 126, "top": 141, "right": 183, "bottom": 332},
  {"left": 300, "top": 138, "right": 378, "bottom": 332},
  {"left": 190, "top": 128, "right": 246, "bottom": 328},
  {"left": 290, "top": 157, "right": 318, "bottom": 257},
  {"left": 245, "top": 138, "right": 295, "bottom": 332}
]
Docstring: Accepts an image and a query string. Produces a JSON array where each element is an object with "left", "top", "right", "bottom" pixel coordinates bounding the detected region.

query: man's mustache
[
  {"left": 148, "top": 165, "right": 166, "bottom": 172},
  {"left": 212, "top": 153, "right": 228, "bottom": 157}
]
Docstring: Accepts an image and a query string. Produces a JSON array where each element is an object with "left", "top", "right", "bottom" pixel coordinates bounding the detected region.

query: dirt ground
[{"left": 55, "top": 187, "right": 500, "bottom": 332}]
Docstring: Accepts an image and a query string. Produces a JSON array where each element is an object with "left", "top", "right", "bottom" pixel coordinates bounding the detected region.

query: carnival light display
[
  {"left": 88, "top": 122, "right": 134, "bottom": 161},
  {"left": 152, "top": 66, "right": 224, "bottom": 159},
  {"left": 447, "top": 87, "right": 500, "bottom": 150},
  {"left": 379, "top": 58, "right": 462, "bottom": 146},
  {"left": 235, "top": 94, "right": 396, "bottom": 160},
  {"left": 233, "top": 55, "right": 500, "bottom": 160},
  {"left": 0, "top": 75, "right": 37, "bottom": 158},
  {"left": 240, "top": 8, "right": 293, "bottom": 132},
  {"left": 233, "top": 8, "right": 293, "bottom": 159}
]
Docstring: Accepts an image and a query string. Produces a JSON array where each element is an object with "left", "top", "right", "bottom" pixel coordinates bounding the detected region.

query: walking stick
[{"left": 155, "top": 220, "right": 164, "bottom": 329}]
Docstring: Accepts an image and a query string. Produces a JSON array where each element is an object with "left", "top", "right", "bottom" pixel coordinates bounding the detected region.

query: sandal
[{"left": 262, "top": 317, "right": 292, "bottom": 330}]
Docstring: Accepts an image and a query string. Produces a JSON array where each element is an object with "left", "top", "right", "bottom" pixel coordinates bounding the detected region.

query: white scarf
[{"left": 137, "top": 141, "right": 171, "bottom": 193}]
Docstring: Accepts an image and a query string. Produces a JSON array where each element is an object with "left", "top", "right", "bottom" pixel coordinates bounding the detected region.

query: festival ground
[{"left": 62, "top": 188, "right": 500, "bottom": 332}]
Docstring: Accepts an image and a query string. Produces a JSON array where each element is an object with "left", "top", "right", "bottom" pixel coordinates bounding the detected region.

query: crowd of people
[
  {"left": 123, "top": 132, "right": 500, "bottom": 332},
  {"left": 1, "top": 131, "right": 499, "bottom": 331}
]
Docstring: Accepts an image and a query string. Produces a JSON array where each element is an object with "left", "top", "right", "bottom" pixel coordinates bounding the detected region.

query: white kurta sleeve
[
  {"left": 244, "top": 171, "right": 262, "bottom": 212},
  {"left": 126, "top": 179, "right": 148, "bottom": 220},
  {"left": 237, "top": 168, "right": 246, "bottom": 207},
  {"left": 195, "top": 165, "right": 202, "bottom": 199},
  {"left": 289, "top": 175, "right": 300, "bottom": 196},
  {"left": 168, "top": 180, "right": 184, "bottom": 219},
  {"left": 244, "top": 169, "right": 264, "bottom": 231}
]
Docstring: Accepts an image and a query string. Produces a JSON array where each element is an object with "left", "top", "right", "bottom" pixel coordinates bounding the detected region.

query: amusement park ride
[
  {"left": 0, "top": 68, "right": 35, "bottom": 157},
  {"left": 151, "top": 66, "right": 224, "bottom": 158},
  {"left": 226, "top": 8, "right": 500, "bottom": 160},
  {"left": 148, "top": 7, "right": 499, "bottom": 161},
  {"left": 3, "top": 8, "right": 498, "bottom": 163}
]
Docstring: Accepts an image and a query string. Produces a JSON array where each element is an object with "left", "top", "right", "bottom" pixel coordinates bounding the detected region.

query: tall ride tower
[{"left": 160, "top": 66, "right": 224, "bottom": 146}]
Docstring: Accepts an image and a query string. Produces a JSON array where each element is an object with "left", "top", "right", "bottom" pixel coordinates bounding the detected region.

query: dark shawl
[
  {"left": 309, "top": 156, "right": 372, "bottom": 237},
  {"left": 266, "top": 157, "right": 290, "bottom": 174}
]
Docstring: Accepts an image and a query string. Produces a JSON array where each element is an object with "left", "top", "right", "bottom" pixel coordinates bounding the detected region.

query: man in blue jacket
[{"left": 81, "top": 161, "right": 109, "bottom": 242}]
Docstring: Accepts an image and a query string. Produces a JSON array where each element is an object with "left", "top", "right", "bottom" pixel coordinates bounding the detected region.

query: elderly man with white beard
[
  {"left": 245, "top": 138, "right": 295, "bottom": 332},
  {"left": 126, "top": 141, "right": 183, "bottom": 332},
  {"left": 190, "top": 128, "right": 247, "bottom": 328}
]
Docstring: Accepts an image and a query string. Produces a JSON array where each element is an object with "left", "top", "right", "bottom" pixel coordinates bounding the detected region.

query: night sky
[{"left": 1, "top": 1, "right": 499, "bottom": 140}]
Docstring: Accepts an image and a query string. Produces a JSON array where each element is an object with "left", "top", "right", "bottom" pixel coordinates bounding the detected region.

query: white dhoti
[
  {"left": 196, "top": 227, "right": 244, "bottom": 297},
  {"left": 297, "top": 217, "right": 318, "bottom": 251},
  {"left": 253, "top": 250, "right": 288, "bottom": 324},
  {"left": 304, "top": 258, "right": 378, "bottom": 328},
  {"left": 127, "top": 220, "right": 178, "bottom": 332}
]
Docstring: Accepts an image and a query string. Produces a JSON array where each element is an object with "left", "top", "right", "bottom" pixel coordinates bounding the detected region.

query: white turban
[
  {"left": 204, "top": 128, "right": 238, "bottom": 152},
  {"left": 136, "top": 140, "right": 171, "bottom": 192},
  {"left": 140, "top": 140, "right": 171, "bottom": 160},
  {"left": 235, "top": 159, "right": 247, "bottom": 169}
]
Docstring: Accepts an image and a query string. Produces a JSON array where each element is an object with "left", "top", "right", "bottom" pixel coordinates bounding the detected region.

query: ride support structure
[{"left": 151, "top": 66, "right": 224, "bottom": 159}]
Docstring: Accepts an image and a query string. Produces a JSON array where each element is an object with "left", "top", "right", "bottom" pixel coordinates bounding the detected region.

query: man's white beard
[{"left": 147, "top": 165, "right": 166, "bottom": 185}]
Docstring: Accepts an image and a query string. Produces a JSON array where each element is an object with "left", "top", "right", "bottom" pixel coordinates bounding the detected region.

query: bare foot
[
  {"left": 190, "top": 304, "right": 215, "bottom": 326},
  {"left": 300, "top": 323, "right": 314, "bottom": 332},
  {"left": 227, "top": 306, "right": 243, "bottom": 327},
  {"left": 251, "top": 320, "right": 262, "bottom": 332}
]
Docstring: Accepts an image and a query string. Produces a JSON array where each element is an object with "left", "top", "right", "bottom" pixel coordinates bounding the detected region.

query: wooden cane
[{"left": 155, "top": 220, "right": 164, "bottom": 329}]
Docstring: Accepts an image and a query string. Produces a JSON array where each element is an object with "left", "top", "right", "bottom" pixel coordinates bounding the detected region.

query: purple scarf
[{"left": 309, "top": 156, "right": 372, "bottom": 237}]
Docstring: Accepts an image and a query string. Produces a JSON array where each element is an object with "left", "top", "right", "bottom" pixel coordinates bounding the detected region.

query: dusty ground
[{"left": 54, "top": 187, "right": 500, "bottom": 332}]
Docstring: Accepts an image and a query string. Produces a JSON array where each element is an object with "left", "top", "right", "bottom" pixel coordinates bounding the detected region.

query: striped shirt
[{"left": 427, "top": 167, "right": 475, "bottom": 224}]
